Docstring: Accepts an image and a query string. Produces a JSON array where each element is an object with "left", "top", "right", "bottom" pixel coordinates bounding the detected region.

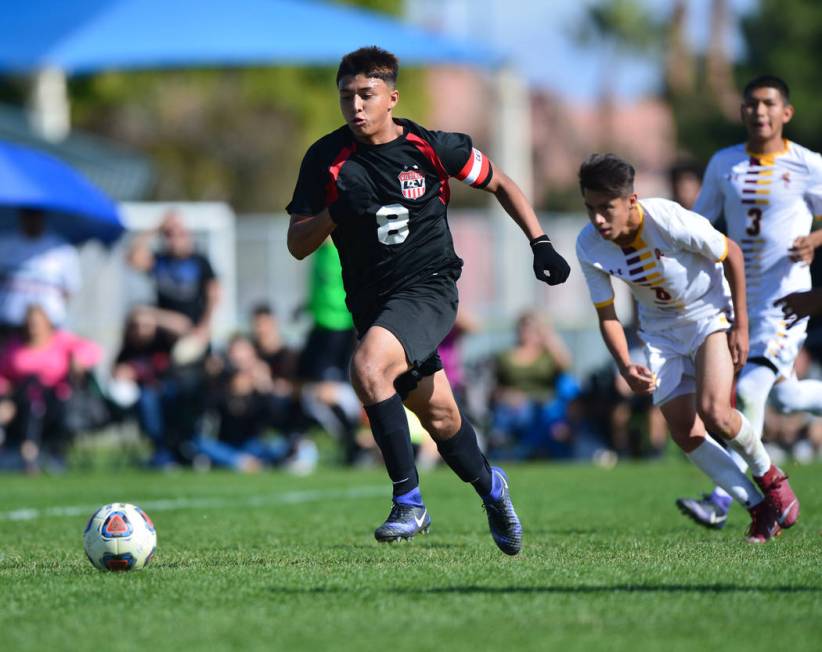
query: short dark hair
[
  {"left": 669, "top": 158, "right": 703, "bottom": 186},
  {"left": 743, "top": 75, "right": 790, "bottom": 103},
  {"left": 578, "top": 153, "right": 635, "bottom": 197},
  {"left": 336, "top": 46, "right": 399, "bottom": 86},
  {"left": 251, "top": 302, "right": 273, "bottom": 318}
]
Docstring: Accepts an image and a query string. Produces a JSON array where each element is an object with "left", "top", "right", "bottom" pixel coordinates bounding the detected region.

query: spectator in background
[
  {"left": 668, "top": 159, "right": 703, "bottom": 210},
  {"left": 126, "top": 211, "right": 221, "bottom": 463},
  {"left": 296, "top": 239, "right": 361, "bottom": 465},
  {"left": 579, "top": 354, "right": 668, "bottom": 460},
  {"left": 251, "top": 303, "right": 298, "bottom": 390},
  {"left": 196, "top": 334, "right": 291, "bottom": 472},
  {"left": 0, "top": 304, "right": 101, "bottom": 472},
  {"left": 489, "top": 311, "right": 579, "bottom": 460},
  {"left": 110, "top": 306, "right": 189, "bottom": 467},
  {"left": 0, "top": 208, "right": 81, "bottom": 339},
  {"left": 127, "top": 210, "right": 221, "bottom": 346},
  {"left": 438, "top": 308, "right": 478, "bottom": 409},
  {"left": 249, "top": 303, "right": 309, "bottom": 446}
]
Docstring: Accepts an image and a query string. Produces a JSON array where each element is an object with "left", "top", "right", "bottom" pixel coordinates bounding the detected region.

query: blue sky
[{"left": 408, "top": 0, "right": 759, "bottom": 101}]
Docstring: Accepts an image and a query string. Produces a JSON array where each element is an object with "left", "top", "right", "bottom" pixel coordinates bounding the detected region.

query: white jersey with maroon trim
[
  {"left": 694, "top": 139, "right": 822, "bottom": 313},
  {"left": 576, "top": 198, "right": 731, "bottom": 334}
]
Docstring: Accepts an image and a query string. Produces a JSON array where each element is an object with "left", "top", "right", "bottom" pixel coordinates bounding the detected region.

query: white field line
[{"left": 0, "top": 485, "right": 387, "bottom": 522}]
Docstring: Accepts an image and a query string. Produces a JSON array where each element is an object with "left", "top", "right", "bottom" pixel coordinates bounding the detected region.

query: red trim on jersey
[
  {"left": 325, "top": 143, "right": 356, "bottom": 206},
  {"left": 456, "top": 154, "right": 474, "bottom": 180},
  {"left": 455, "top": 149, "right": 492, "bottom": 187},
  {"left": 405, "top": 132, "right": 450, "bottom": 204}
]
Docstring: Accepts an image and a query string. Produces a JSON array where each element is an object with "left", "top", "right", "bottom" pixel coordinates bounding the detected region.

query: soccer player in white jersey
[
  {"left": 677, "top": 75, "right": 821, "bottom": 530},
  {"left": 576, "top": 153, "right": 797, "bottom": 543}
]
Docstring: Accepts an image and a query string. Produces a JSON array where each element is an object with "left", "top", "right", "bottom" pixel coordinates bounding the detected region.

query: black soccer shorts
[{"left": 353, "top": 269, "right": 459, "bottom": 399}]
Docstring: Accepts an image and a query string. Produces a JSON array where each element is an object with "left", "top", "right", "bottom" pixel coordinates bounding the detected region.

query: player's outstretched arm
[
  {"left": 721, "top": 238, "right": 749, "bottom": 370},
  {"left": 596, "top": 304, "right": 655, "bottom": 395},
  {"left": 287, "top": 210, "right": 335, "bottom": 260},
  {"left": 483, "top": 163, "right": 570, "bottom": 286}
]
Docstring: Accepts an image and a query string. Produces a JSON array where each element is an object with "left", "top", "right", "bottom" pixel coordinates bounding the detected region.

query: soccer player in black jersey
[{"left": 287, "top": 46, "right": 570, "bottom": 555}]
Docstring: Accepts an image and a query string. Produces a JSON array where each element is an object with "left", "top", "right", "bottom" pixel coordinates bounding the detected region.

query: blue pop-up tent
[
  {"left": 0, "top": 140, "right": 123, "bottom": 244},
  {"left": 0, "top": 0, "right": 499, "bottom": 73}
]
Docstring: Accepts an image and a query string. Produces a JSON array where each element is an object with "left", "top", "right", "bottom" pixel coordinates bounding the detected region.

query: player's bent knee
[
  {"left": 418, "top": 405, "right": 460, "bottom": 439},
  {"left": 670, "top": 428, "right": 703, "bottom": 453},
  {"left": 349, "top": 352, "right": 398, "bottom": 400},
  {"left": 696, "top": 396, "right": 732, "bottom": 433}
]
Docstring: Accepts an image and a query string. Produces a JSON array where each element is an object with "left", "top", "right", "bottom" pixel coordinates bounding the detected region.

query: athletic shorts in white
[
  {"left": 642, "top": 312, "right": 731, "bottom": 406},
  {"left": 748, "top": 305, "right": 808, "bottom": 379}
]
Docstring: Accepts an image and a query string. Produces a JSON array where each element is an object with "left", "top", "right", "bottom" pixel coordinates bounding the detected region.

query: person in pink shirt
[{"left": 0, "top": 304, "right": 101, "bottom": 472}]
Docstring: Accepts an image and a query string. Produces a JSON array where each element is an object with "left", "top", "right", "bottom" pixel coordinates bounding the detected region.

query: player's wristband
[{"left": 529, "top": 235, "right": 551, "bottom": 248}]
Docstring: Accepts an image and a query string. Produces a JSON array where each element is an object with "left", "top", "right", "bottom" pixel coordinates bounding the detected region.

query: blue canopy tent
[
  {"left": 0, "top": 0, "right": 499, "bottom": 239},
  {"left": 0, "top": 0, "right": 498, "bottom": 73},
  {"left": 0, "top": 140, "right": 123, "bottom": 244},
  {"left": 0, "top": 1, "right": 536, "bottom": 317}
]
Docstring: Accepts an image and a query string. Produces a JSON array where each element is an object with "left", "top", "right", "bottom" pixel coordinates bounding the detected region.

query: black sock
[
  {"left": 364, "top": 394, "right": 419, "bottom": 497},
  {"left": 436, "top": 414, "right": 492, "bottom": 497}
]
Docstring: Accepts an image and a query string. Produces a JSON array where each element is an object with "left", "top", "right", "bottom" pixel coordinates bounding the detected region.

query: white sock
[
  {"left": 771, "top": 377, "right": 822, "bottom": 416},
  {"left": 712, "top": 447, "right": 748, "bottom": 500},
  {"left": 687, "top": 434, "right": 763, "bottom": 508},
  {"left": 726, "top": 410, "right": 772, "bottom": 477},
  {"left": 736, "top": 363, "right": 777, "bottom": 437}
]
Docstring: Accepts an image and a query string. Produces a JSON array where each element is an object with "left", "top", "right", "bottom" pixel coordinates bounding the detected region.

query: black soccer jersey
[{"left": 286, "top": 118, "right": 493, "bottom": 317}]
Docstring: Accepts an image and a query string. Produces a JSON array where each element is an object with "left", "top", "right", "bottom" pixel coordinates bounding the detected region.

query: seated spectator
[
  {"left": 0, "top": 208, "right": 81, "bottom": 342},
  {"left": 489, "top": 311, "right": 579, "bottom": 460},
  {"left": 250, "top": 303, "right": 298, "bottom": 385},
  {"left": 194, "top": 366, "right": 290, "bottom": 472},
  {"left": 295, "top": 239, "right": 361, "bottom": 465},
  {"left": 0, "top": 304, "right": 101, "bottom": 472},
  {"left": 438, "top": 308, "right": 478, "bottom": 410},
  {"left": 110, "top": 306, "right": 190, "bottom": 467},
  {"left": 577, "top": 356, "right": 667, "bottom": 460},
  {"left": 125, "top": 212, "right": 219, "bottom": 466},
  {"left": 203, "top": 334, "right": 317, "bottom": 473},
  {"left": 249, "top": 303, "right": 311, "bottom": 443}
]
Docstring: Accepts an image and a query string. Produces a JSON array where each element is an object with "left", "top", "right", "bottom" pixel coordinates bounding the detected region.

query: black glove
[{"left": 530, "top": 235, "right": 570, "bottom": 286}]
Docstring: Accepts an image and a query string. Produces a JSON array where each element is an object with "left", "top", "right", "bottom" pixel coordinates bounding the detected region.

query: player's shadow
[
  {"left": 268, "top": 583, "right": 822, "bottom": 596},
  {"left": 402, "top": 584, "right": 822, "bottom": 595}
]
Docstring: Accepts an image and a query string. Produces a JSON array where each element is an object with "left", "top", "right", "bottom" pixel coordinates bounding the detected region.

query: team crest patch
[{"left": 399, "top": 168, "right": 425, "bottom": 200}]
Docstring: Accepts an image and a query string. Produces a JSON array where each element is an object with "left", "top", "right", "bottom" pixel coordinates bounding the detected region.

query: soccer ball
[{"left": 83, "top": 503, "right": 157, "bottom": 571}]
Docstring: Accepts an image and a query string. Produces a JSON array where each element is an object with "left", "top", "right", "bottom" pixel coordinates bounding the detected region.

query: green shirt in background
[
  {"left": 495, "top": 350, "right": 559, "bottom": 403},
  {"left": 309, "top": 240, "right": 354, "bottom": 331}
]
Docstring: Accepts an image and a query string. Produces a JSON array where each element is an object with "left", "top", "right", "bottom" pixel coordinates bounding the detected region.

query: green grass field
[{"left": 2, "top": 461, "right": 821, "bottom": 652}]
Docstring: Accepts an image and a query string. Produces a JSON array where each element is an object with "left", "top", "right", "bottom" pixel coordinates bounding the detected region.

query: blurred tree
[
  {"left": 671, "top": 0, "right": 822, "bottom": 162},
  {"left": 576, "top": 0, "right": 663, "bottom": 146},
  {"left": 70, "top": 65, "right": 428, "bottom": 212},
  {"left": 334, "top": 0, "right": 401, "bottom": 13},
  {"left": 738, "top": 0, "right": 822, "bottom": 152},
  {"left": 62, "top": 0, "right": 428, "bottom": 212},
  {"left": 665, "top": 0, "right": 696, "bottom": 97}
]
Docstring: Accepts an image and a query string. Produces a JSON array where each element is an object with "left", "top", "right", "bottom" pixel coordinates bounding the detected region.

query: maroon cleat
[
  {"left": 755, "top": 465, "right": 799, "bottom": 528},
  {"left": 746, "top": 498, "right": 782, "bottom": 544}
]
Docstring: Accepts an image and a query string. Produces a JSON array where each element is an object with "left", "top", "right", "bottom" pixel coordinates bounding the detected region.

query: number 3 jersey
[
  {"left": 286, "top": 118, "right": 493, "bottom": 316},
  {"left": 693, "top": 140, "right": 822, "bottom": 313},
  {"left": 576, "top": 198, "right": 731, "bottom": 334}
]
